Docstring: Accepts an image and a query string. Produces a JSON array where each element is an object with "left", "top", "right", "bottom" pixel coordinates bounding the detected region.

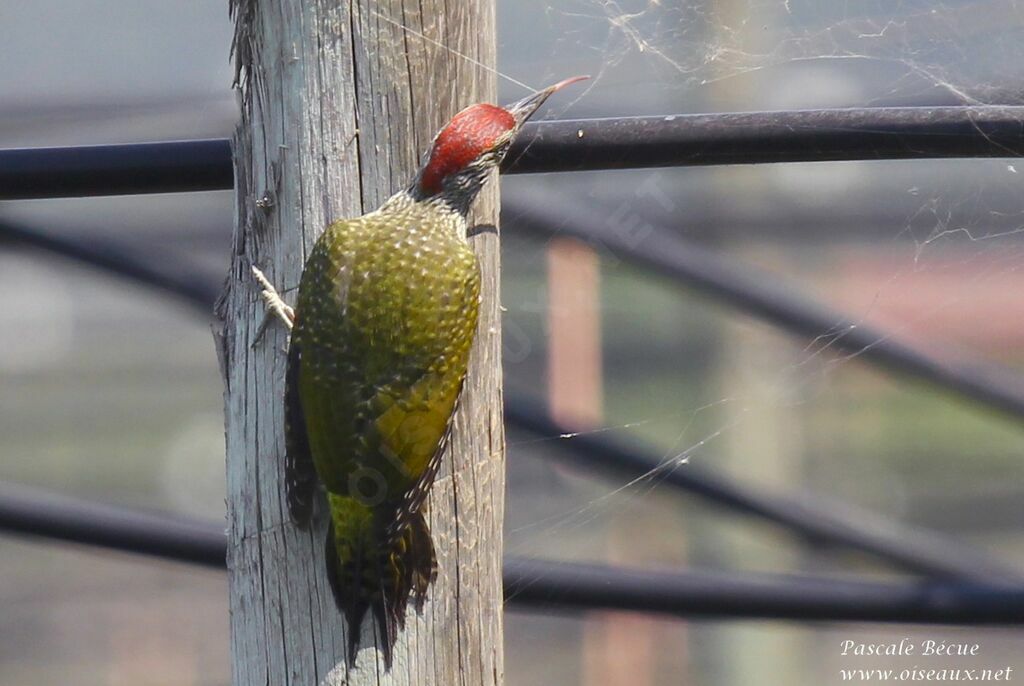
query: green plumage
[{"left": 285, "top": 192, "right": 480, "bottom": 665}]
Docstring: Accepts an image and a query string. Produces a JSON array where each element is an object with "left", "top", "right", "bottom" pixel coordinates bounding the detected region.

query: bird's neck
[
  {"left": 408, "top": 162, "right": 494, "bottom": 217},
  {"left": 380, "top": 189, "right": 469, "bottom": 240}
]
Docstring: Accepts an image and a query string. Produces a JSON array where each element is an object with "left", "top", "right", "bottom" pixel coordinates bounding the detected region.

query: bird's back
[{"left": 292, "top": 196, "right": 481, "bottom": 510}]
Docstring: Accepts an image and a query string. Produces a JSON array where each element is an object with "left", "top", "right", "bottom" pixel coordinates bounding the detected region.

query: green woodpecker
[{"left": 258, "top": 76, "right": 586, "bottom": 666}]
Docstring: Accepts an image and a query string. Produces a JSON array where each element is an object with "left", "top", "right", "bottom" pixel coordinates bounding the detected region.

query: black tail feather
[
  {"left": 325, "top": 521, "right": 366, "bottom": 663},
  {"left": 325, "top": 510, "right": 437, "bottom": 670}
]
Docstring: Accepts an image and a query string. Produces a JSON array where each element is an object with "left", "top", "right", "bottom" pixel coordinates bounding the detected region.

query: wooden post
[{"left": 216, "top": 2, "right": 504, "bottom": 683}]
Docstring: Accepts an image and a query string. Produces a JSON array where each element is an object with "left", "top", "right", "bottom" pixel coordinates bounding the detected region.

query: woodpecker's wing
[
  {"left": 285, "top": 326, "right": 317, "bottom": 527},
  {"left": 383, "top": 378, "right": 463, "bottom": 541}
]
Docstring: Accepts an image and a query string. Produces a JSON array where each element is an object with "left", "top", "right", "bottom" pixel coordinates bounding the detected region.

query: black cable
[
  {"left": 2, "top": 481, "right": 1021, "bottom": 625},
  {"left": 504, "top": 106, "right": 1024, "bottom": 173},
  {"left": 504, "top": 558, "right": 1024, "bottom": 625},
  {"left": 506, "top": 396, "right": 1020, "bottom": 584},
  {"left": 503, "top": 191, "right": 1024, "bottom": 423},
  {"left": 0, "top": 221, "right": 218, "bottom": 312},
  {"left": 0, "top": 138, "right": 232, "bottom": 200},
  {"left": 0, "top": 481, "right": 225, "bottom": 569},
  {"left": 3, "top": 107, "right": 1022, "bottom": 199}
]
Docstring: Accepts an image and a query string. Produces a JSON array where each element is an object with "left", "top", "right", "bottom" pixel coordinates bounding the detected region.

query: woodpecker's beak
[{"left": 505, "top": 75, "right": 589, "bottom": 127}]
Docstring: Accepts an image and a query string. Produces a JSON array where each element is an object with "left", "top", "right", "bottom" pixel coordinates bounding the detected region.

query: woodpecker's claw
[{"left": 251, "top": 265, "right": 295, "bottom": 347}]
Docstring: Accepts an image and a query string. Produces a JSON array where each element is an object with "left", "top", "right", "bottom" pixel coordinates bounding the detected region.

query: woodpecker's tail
[{"left": 325, "top": 494, "right": 437, "bottom": 668}]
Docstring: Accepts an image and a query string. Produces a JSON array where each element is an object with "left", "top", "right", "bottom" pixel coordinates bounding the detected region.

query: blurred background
[{"left": 2, "top": 0, "right": 1024, "bottom": 683}]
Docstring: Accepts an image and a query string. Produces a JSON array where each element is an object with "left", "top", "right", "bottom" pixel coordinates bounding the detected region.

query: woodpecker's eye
[{"left": 418, "top": 104, "right": 516, "bottom": 196}]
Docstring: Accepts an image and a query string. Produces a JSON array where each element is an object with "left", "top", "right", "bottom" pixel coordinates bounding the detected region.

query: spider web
[
  {"left": 520, "top": 0, "right": 1024, "bottom": 107},
  {"left": 483, "top": 0, "right": 1024, "bottom": 534},
  {"left": 478, "top": 2, "right": 1024, "bottom": 682}
]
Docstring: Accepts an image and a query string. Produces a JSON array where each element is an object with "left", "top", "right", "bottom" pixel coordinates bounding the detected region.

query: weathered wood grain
[{"left": 217, "top": 1, "right": 503, "bottom": 683}]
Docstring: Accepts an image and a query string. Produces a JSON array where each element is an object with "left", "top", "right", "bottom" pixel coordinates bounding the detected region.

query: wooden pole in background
[
  {"left": 547, "top": 238, "right": 603, "bottom": 429},
  {"left": 217, "top": 1, "right": 504, "bottom": 683},
  {"left": 546, "top": 238, "right": 656, "bottom": 685}
]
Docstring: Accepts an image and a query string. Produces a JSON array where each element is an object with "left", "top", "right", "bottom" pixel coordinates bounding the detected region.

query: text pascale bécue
[{"left": 841, "top": 639, "right": 981, "bottom": 657}]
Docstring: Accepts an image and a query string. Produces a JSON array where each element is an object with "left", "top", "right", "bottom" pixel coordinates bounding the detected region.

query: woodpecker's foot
[{"left": 251, "top": 266, "right": 295, "bottom": 346}]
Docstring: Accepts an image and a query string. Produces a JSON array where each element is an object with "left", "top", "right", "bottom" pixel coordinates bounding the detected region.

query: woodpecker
[{"left": 254, "top": 76, "right": 586, "bottom": 666}]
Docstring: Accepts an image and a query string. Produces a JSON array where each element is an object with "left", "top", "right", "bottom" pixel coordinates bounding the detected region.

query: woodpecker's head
[{"left": 412, "top": 75, "right": 588, "bottom": 213}]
